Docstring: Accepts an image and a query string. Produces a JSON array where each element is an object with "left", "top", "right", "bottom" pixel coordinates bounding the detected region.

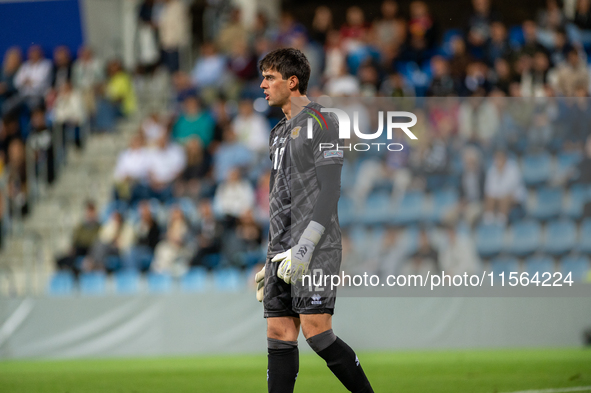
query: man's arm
[{"left": 310, "top": 164, "right": 342, "bottom": 228}]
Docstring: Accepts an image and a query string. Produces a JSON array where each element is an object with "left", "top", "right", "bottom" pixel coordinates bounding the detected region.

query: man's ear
[{"left": 288, "top": 75, "right": 299, "bottom": 91}]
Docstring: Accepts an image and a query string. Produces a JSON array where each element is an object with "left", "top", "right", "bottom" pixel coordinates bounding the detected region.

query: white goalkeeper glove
[
  {"left": 255, "top": 266, "right": 265, "bottom": 302},
  {"left": 272, "top": 221, "right": 325, "bottom": 285}
]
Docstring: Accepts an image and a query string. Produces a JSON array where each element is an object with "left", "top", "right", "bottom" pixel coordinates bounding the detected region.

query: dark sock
[
  {"left": 307, "top": 330, "right": 373, "bottom": 393},
  {"left": 267, "top": 338, "right": 299, "bottom": 393}
]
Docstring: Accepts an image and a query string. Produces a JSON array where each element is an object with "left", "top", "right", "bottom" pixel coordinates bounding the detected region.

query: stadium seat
[
  {"left": 393, "top": 191, "right": 424, "bottom": 225},
  {"left": 561, "top": 255, "right": 590, "bottom": 282},
  {"left": 564, "top": 184, "right": 590, "bottom": 218},
  {"left": 528, "top": 188, "right": 562, "bottom": 221},
  {"left": 79, "top": 272, "right": 107, "bottom": 295},
  {"left": 543, "top": 219, "right": 577, "bottom": 256},
  {"left": 147, "top": 272, "right": 173, "bottom": 293},
  {"left": 425, "top": 189, "right": 458, "bottom": 223},
  {"left": 475, "top": 223, "right": 505, "bottom": 258},
  {"left": 506, "top": 220, "right": 542, "bottom": 256},
  {"left": 362, "top": 192, "right": 394, "bottom": 225},
  {"left": 47, "top": 271, "right": 75, "bottom": 296},
  {"left": 181, "top": 267, "right": 208, "bottom": 292},
  {"left": 213, "top": 268, "right": 244, "bottom": 291},
  {"left": 522, "top": 153, "right": 552, "bottom": 187},
  {"left": 556, "top": 151, "right": 582, "bottom": 176},
  {"left": 115, "top": 270, "right": 140, "bottom": 294},
  {"left": 100, "top": 200, "right": 128, "bottom": 223},
  {"left": 524, "top": 255, "right": 555, "bottom": 276},
  {"left": 490, "top": 256, "right": 520, "bottom": 283},
  {"left": 578, "top": 218, "right": 591, "bottom": 254}
]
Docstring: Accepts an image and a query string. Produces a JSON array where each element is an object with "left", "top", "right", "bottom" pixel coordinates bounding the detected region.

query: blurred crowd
[{"left": 2, "top": 0, "right": 591, "bottom": 278}]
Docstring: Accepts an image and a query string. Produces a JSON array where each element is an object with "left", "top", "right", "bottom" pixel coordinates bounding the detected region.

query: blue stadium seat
[
  {"left": 362, "top": 192, "right": 394, "bottom": 225},
  {"left": 578, "top": 218, "right": 591, "bottom": 254},
  {"left": 564, "top": 184, "right": 590, "bottom": 218},
  {"left": 181, "top": 267, "right": 208, "bottom": 292},
  {"left": 100, "top": 200, "right": 128, "bottom": 223},
  {"left": 490, "top": 256, "right": 520, "bottom": 282},
  {"left": 401, "top": 226, "right": 420, "bottom": 256},
  {"left": 544, "top": 219, "right": 577, "bottom": 256},
  {"left": 178, "top": 197, "right": 199, "bottom": 226},
  {"left": 426, "top": 189, "right": 458, "bottom": 223},
  {"left": 79, "top": 272, "right": 107, "bottom": 295},
  {"left": 561, "top": 255, "right": 590, "bottom": 281},
  {"left": 393, "top": 191, "right": 424, "bottom": 225},
  {"left": 506, "top": 220, "right": 542, "bottom": 256},
  {"left": 213, "top": 268, "right": 244, "bottom": 291},
  {"left": 115, "top": 270, "right": 140, "bottom": 294},
  {"left": 524, "top": 255, "right": 555, "bottom": 276},
  {"left": 528, "top": 188, "right": 562, "bottom": 221},
  {"left": 47, "top": 271, "right": 75, "bottom": 296},
  {"left": 475, "top": 223, "right": 505, "bottom": 258},
  {"left": 522, "top": 153, "right": 552, "bottom": 187},
  {"left": 147, "top": 272, "right": 173, "bottom": 293},
  {"left": 349, "top": 225, "right": 369, "bottom": 254},
  {"left": 556, "top": 151, "right": 582, "bottom": 175}
]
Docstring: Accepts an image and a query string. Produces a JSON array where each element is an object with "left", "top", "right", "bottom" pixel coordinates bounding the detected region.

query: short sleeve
[{"left": 312, "top": 112, "right": 344, "bottom": 168}]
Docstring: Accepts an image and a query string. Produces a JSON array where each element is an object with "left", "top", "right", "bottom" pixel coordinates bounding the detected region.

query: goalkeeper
[{"left": 255, "top": 48, "right": 374, "bottom": 393}]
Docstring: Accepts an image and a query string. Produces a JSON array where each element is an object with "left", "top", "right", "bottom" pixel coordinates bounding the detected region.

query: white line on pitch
[{"left": 501, "top": 387, "right": 591, "bottom": 393}]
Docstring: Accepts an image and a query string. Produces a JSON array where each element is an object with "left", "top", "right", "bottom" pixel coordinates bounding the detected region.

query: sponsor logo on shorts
[{"left": 311, "top": 294, "right": 322, "bottom": 305}]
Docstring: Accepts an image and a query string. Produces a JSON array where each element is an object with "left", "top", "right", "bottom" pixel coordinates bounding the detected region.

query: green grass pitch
[{"left": 0, "top": 348, "right": 590, "bottom": 392}]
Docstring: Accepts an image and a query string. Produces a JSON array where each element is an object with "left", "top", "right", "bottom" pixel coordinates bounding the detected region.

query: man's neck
[{"left": 282, "top": 94, "right": 311, "bottom": 120}]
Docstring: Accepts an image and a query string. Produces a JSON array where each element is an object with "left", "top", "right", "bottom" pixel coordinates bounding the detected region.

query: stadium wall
[{"left": 0, "top": 294, "right": 589, "bottom": 359}]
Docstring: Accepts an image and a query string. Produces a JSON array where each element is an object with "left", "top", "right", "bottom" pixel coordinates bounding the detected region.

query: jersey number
[{"left": 273, "top": 147, "right": 285, "bottom": 170}]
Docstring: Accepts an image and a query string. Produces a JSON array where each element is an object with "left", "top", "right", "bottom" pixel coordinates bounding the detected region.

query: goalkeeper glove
[
  {"left": 255, "top": 266, "right": 265, "bottom": 302},
  {"left": 272, "top": 221, "right": 325, "bottom": 285}
]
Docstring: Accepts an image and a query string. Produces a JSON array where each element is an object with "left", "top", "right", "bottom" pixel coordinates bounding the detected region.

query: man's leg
[
  {"left": 301, "top": 314, "right": 373, "bottom": 393},
  {"left": 266, "top": 316, "right": 300, "bottom": 393}
]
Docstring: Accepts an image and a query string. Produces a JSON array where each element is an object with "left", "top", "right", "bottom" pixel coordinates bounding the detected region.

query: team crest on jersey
[{"left": 291, "top": 126, "right": 301, "bottom": 139}]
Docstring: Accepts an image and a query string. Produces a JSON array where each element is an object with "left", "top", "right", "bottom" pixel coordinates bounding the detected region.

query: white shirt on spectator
[
  {"left": 141, "top": 117, "right": 166, "bottom": 145},
  {"left": 158, "top": 0, "right": 189, "bottom": 50},
  {"left": 231, "top": 113, "right": 270, "bottom": 153},
  {"left": 14, "top": 59, "right": 52, "bottom": 97},
  {"left": 213, "top": 180, "right": 255, "bottom": 218},
  {"left": 113, "top": 147, "right": 152, "bottom": 182},
  {"left": 485, "top": 159, "right": 526, "bottom": 202},
  {"left": 146, "top": 142, "right": 187, "bottom": 184},
  {"left": 54, "top": 90, "right": 86, "bottom": 125}
]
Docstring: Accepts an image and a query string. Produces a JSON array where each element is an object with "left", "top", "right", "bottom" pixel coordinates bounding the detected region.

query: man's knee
[
  {"left": 267, "top": 317, "right": 299, "bottom": 341},
  {"left": 300, "top": 314, "right": 332, "bottom": 339}
]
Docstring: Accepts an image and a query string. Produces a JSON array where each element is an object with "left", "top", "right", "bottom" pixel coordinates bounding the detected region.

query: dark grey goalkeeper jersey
[{"left": 267, "top": 101, "right": 344, "bottom": 259}]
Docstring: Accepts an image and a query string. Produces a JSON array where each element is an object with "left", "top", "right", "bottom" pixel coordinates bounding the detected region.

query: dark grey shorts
[{"left": 263, "top": 248, "right": 342, "bottom": 318}]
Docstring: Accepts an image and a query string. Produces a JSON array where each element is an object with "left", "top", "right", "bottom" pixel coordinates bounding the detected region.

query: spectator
[
  {"left": 14, "top": 45, "right": 52, "bottom": 110},
  {"left": 213, "top": 167, "right": 255, "bottom": 219},
  {"left": 490, "top": 58, "right": 513, "bottom": 94},
  {"left": 56, "top": 201, "right": 101, "bottom": 273},
  {"left": 172, "top": 95, "right": 215, "bottom": 146},
  {"left": 549, "top": 29, "right": 573, "bottom": 66},
  {"left": 537, "top": 0, "right": 566, "bottom": 47},
  {"left": 323, "top": 30, "right": 346, "bottom": 82},
  {"left": 216, "top": 7, "right": 248, "bottom": 55},
  {"left": 449, "top": 37, "right": 474, "bottom": 81},
  {"left": 190, "top": 42, "right": 227, "bottom": 89},
  {"left": 223, "top": 209, "right": 263, "bottom": 267},
  {"left": 124, "top": 200, "right": 161, "bottom": 271},
  {"left": 140, "top": 112, "right": 167, "bottom": 145},
  {"left": 113, "top": 133, "right": 151, "bottom": 201},
  {"left": 0, "top": 47, "right": 22, "bottom": 115},
  {"left": 137, "top": 0, "right": 160, "bottom": 73},
  {"left": 53, "top": 81, "right": 86, "bottom": 148},
  {"left": 550, "top": 47, "right": 589, "bottom": 96},
  {"left": 483, "top": 150, "right": 526, "bottom": 225},
  {"left": 141, "top": 134, "right": 186, "bottom": 202},
  {"left": 372, "top": 0, "right": 406, "bottom": 57},
  {"left": 427, "top": 56, "right": 457, "bottom": 96},
  {"left": 51, "top": 46, "right": 73, "bottom": 89},
  {"left": 340, "top": 6, "right": 369, "bottom": 54},
  {"left": 6, "top": 138, "right": 27, "bottom": 217},
  {"left": 231, "top": 99, "right": 270, "bottom": 155},
  {"left": 438, "top": 224, "right": 481, "bottom": 275},
  {"left": 0, "top": 115, "right": 20, "bottom": 160},
  {"left": 28, "top": 108, "right": 55, "bottom": 184},
  {"left": 151, "top": 206, "right": 190, "bottom": 275},
  {"left": 212, "top": 127, "right": 253, "bottom": 183},
  {"left": 104, "top": 59, "right": 137, "bottom": 117},
  {"left": 88, "top": 211, "right": 134, "bottom": 272},
  {"left": 72, "top": 47, "right": 104, "bottom": 119},
  {"left": 403, "top": 1, "right": 437, "bottom": 63},
  {"left": 567, "top": 0, "right": 591, "bottom": 46},
  {"left": 175, "top": 137, "right": 212, "bottom": 199},
  {"left": 158, "top": 0, "right": 189, "bottom": 73},
  {"left": 485, "top": 21, "right": 512, "bottom": 66},
  {"left": 458, "top": 95, "right": 499, "bottom": 146},
  {"left": 310, "top": 6, "right": 334, "bottom": 46},
  {"left": 402, "top": 229, "right": 439, "bottom": 276},
  {"left": 254, "top": 170, "right": 270, "bottom": 223},
  {"left": 461, "top": 61, "right": 491, "bottom": 96},
  {"left": 190, "top": 198, "right": 224, "bottom": 269},
  {"left": 467, "top": 0, "right": 501, "bottom": 53},
  {"left": 519, "top": 20, "right": 547, "bottom": 57}
]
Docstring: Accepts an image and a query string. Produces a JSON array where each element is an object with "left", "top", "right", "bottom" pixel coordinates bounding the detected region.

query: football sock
[
  {"left": 267, "top": 338, "right": 299, "bottom": 393},
  {"left": 307, "top": 329, "right": 374, "bottom": 393}
]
